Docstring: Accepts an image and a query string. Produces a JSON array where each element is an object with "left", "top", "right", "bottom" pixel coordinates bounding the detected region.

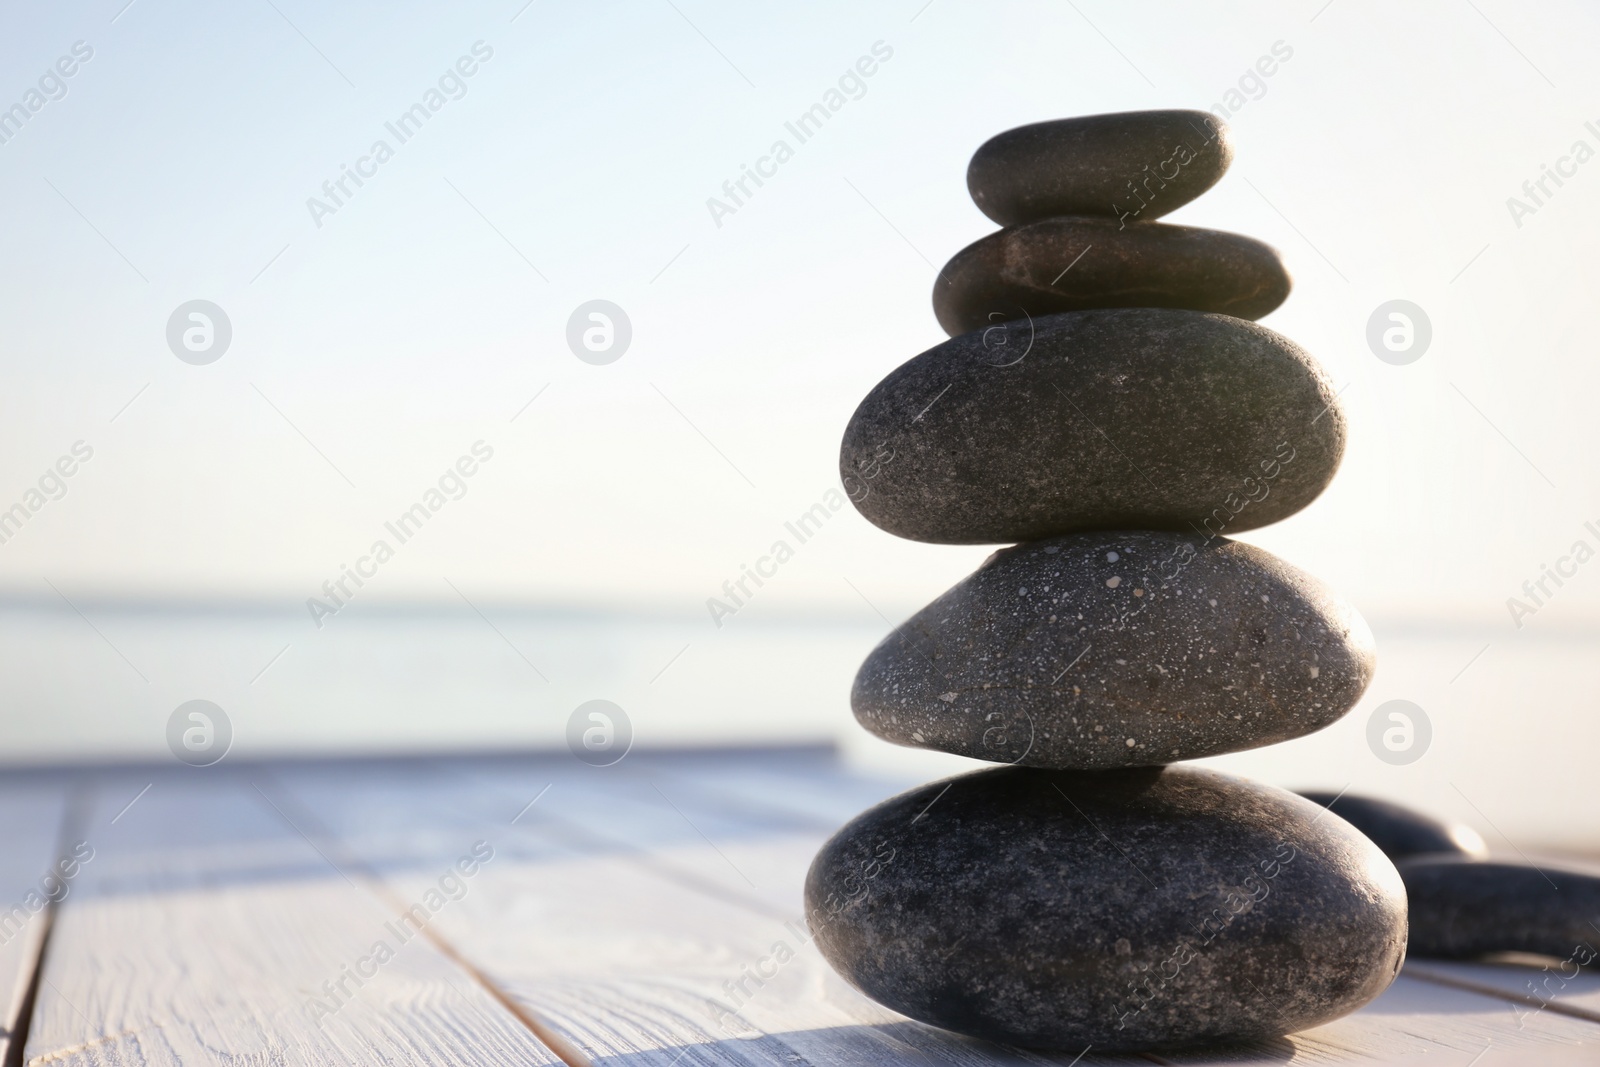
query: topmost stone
[{"left": 967, "top": 110, "right": 1233, "bottom": 227}]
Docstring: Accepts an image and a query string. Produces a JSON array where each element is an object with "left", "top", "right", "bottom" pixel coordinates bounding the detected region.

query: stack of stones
[{"left": 805, "top": 111, "right": 1409, "bottom": 1052}]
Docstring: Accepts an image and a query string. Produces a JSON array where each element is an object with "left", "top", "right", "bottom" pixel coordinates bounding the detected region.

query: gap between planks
[{"left": 5, "top": 785, "right": 92, "bottom": 1067}]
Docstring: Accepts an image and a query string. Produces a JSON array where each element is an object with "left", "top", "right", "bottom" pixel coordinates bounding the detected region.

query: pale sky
[{"left": 3, "top": 0, "right": 1599, "bottom": 635}]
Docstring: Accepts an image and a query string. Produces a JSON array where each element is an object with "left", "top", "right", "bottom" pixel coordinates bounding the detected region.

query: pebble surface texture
[
  {"left": 1399, "top": 858, "right": 1600, "bottom": 963},
  {"left": 967, "top": 110, "right": 1233, "bottom": 227},
  {"left": 852, "top": 531, "right": 1375, "bottom": 768},
  {"left": 805, "top": 764, "right": 1408, "bottom": 1052},
  {"left": 933, "top": 217, "right": 1291, "bottom": 337},
  {"left": 841, "top": 308, "right": 1346, "bottom": 545},
  {"left": 1297, "top": 792, "right": 1488, "bottom": 862}
]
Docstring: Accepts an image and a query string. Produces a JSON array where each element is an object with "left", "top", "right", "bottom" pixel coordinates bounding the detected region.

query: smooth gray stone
[
  {"left": 968, "top": 110, "right": 1232, "bottom": 227},
  {"left": 933, "top": 217, "right": 1290, "bottom": 337},
  {"left": 840, "top": 308, "right": 1345, "bottom": 545},
  {"left": 852, "top": 531, "right": 1374, "bottom": 768},
  {"left": 1399, "top": 858, "right": 1600, "bottom": 963},
  {"left": 805, "top": 764, "right": 1407, "bottom": 1052},
  {"left": 1297, "top": 792, "right": 1487, "bottom": 862}
]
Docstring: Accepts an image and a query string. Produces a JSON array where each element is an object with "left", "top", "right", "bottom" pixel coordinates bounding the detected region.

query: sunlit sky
[{"left": 3, "top": 0, "right": 1599, "bottom": 635}]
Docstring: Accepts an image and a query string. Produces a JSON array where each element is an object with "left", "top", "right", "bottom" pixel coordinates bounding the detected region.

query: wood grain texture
[
  {"left": 0, "top": 782, "right": 67, "bottom": 1066},
  {"left": 22, "top": 770, "right": 563, "bottom": 1067},
  {"left": 1406, "top": 959, "right": 1600, "bottom": 1023},
  {"left": 278, "top": 755, "right": 1600, "bottom": 1067}
]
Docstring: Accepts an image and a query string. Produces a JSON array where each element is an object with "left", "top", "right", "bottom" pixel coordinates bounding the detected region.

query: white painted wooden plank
[
  {"left": 280, "top": 759, "right": 1600, "bottom": 1067},
  {"left": 23, "top": 770, "right": 564, "bottom": 1067},
  {"left": 0, "top": 781, "right": 67, "bottom": 1066},
  {"left": 309, "top": 757, "right": 810, "bottom": 920},
  {"left": 644, "top": 753, "right": 920, "bottom": 827},
  {"left": 459, "top": 758, "right": 864, "bottom": 918}
]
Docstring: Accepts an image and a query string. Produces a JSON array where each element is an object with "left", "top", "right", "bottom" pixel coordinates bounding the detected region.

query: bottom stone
[{"left": 805, "top": 765, "right": 1407, "bottom": 1052}]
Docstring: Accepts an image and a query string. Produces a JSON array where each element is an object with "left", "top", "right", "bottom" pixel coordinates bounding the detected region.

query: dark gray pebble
[
  {"left": 805, "top": 764, "right": 1407, "bottom": 1051},
  {"left": 933, "top": 217, "right": 1290, "bottom": 337},
  {"left": 1298, "top": 792, "right": 1487, "bottom": 862},
  {"left": 967, "top": 110, "right": 1232, "bottom": 227},
  {"left": 841, "top": 308, "right": 1345, "bottom": 545},
  {"left": 1400, "top": 857, "right": 1600, "bottom": 964},
  {"left": 852, "top": 531, "right": 1374, "bottom": 768}
]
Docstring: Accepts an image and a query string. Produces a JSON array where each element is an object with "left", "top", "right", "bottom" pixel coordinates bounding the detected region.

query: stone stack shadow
[{"left": 804, "top": 111, "right": 1409, "bottom": 1052}]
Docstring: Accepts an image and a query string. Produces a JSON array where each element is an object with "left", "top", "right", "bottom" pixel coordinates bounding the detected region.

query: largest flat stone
[
  {"left": 967, "top": 110, "right": 1232, "bottom": 226},
  {"left": 852, "top": 531, "right": 1374, "bottom": 768},
  {"left": 806, "top": 764, "right": 1407, "bottom": 1052},
  {"left": 841, "top": 308, "right": 1345, "bottom": 544}
]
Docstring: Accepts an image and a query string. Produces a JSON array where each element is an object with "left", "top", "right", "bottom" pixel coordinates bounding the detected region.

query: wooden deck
[{"left": 1, "top": 748, "right": 1596, "bottom": 1066}]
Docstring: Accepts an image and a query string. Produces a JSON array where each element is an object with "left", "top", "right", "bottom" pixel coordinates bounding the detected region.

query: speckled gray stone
[
  {"left": 805, "top": 764, "right": 1407, "bottom": 1052},
  {"left": 933, "top": 217, "right": 1290, "bottom": 337},
  {"left": 1399, "top": 858, "right": 1600, "bottom": 963},
  {"left": 852, "top": 531, "right": 1374, "bottom": 768},
  {"left": 967, "top": 110, "right": 1233, "bottom": 227},
  {"left": 1298, "top": 792, "right": 1488, "bottom": 862},
  {"left": 840, "top": 308, "right": 1345, "bottom": 545}
]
